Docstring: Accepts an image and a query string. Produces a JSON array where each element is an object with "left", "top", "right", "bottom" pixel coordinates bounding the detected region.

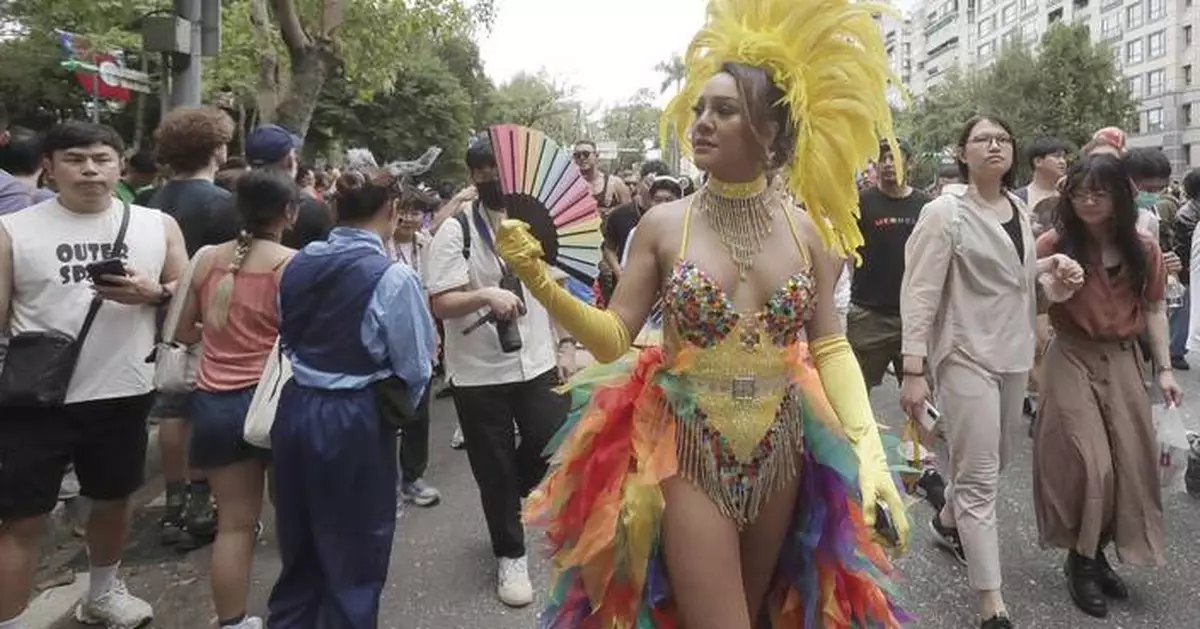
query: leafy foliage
[
  {"left": 898, "top": 22, "right": 1136, "bottom": 181},
  {"left": 598, "top": 88, "right": 661, "bottom": 173},
  {"left": 483, "top": 72, "right": 589, "bottom": 146}
]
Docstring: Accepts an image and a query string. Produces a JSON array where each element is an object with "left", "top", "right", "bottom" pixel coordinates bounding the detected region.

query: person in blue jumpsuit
[{"left": 268, "top": 171, "right": 436, "bottom": 628}]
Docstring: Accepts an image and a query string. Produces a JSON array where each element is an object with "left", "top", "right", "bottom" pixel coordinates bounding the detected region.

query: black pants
[
  {"left": 398, "top": 382, "right": 431, "bottom": 483},
  {"left": 451, "top": 368, "right": 567, "bottom": 558}
]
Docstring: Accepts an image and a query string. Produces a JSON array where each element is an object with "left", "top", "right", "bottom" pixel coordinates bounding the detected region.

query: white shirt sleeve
[{"left": 424, "top": 215, "right": 471, "bottom": 295}]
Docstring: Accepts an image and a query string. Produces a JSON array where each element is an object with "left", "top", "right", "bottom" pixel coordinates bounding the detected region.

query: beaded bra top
[{"left": 657, "top": 179, "right": 818, "bottom": 528}]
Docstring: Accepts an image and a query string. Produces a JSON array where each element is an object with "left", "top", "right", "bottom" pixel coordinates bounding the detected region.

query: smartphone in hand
[{"left": 86, "top": 258, "right": 128, "bottom": 287}]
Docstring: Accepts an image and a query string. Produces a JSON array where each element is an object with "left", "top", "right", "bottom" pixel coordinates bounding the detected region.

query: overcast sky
[{"left": 477, "top": 0, "right": 919, "bottom": 110}]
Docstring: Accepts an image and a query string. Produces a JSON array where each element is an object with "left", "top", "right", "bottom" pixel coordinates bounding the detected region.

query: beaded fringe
[{"left": 675, "top": 393, "right": 805, "bottom": 530}]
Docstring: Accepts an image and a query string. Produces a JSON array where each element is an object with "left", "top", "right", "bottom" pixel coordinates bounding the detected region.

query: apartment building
[{"left": 905, "top": 0, "right": 1200, "bottom": 173}]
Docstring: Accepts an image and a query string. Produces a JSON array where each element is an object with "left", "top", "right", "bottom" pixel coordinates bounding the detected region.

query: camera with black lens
[{"left": 494, "top": 272, "right": 524, "bottom": 353}]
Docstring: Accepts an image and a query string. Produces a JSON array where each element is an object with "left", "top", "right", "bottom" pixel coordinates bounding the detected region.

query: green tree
[
  {"left": 597, "top": 89, "right": 661, "bottom": 173},
  {"left": 484, "top": 72, "right": 586, "bottom": 146},
  {"left": 307, "top": 39, "right": 474, "bottom": 183},
  {"left": 246, "top": 0, "right": 492, "bottom": 137},
  {"left": 899, "top": 22, "right": 1136, "bottom": 180}
]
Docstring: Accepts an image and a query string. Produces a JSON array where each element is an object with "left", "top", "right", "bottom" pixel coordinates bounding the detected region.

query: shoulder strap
[
  {"left": 457, "top": 206, "right": 472, "bottom": 260},
  {"left": 162, "top": 244, "right": 213, "bottom": 343},
  {"left": 76, "top": 200, "right": 132, "bottom": 345}
]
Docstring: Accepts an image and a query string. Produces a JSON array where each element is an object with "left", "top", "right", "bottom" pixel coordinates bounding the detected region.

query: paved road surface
[{"left": 40, "top": 367, "right": 1200, "bottom": 628}]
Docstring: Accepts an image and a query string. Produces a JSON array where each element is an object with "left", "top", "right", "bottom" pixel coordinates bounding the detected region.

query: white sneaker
[
  {"left": 497, "top": 556, "right": 533, "bottom": 607},
  {"left": 74, "top": 579, "right": 153, "bottom": 628},
  {"left": 222, "top": 616, "right": 263, "bottom": 629},
  {"left": 450, "top": 425, "right": 465, "bottom": 450}
]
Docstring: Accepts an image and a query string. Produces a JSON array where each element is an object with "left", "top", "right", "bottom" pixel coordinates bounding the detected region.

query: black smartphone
[
  {"left": 875, "top": 502, "right": 900, "bottom": 547},
  {"left": 86, "top": 258, "right": 128, "bottom": 287}
]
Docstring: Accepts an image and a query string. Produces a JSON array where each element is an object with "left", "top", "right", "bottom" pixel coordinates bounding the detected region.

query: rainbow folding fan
[{"left": 488, "top": 124, "right": 602, "bottom": 285}]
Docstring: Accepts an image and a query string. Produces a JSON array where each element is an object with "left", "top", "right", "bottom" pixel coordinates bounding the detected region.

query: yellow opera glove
[
  {"left": 496, "top": 219, "right": 631, "bottom": 363},
  {"left": 810, "top": 334, "right": 910, "bottom": 550}
]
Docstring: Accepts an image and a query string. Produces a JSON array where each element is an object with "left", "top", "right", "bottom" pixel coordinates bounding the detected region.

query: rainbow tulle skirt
[{"left": 525, "top": 344, "right": 912, "bottom": 628}]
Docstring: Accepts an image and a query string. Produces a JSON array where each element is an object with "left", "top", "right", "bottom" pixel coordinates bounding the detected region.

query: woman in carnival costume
[{"left": 494, "top": 0, "right": 913, "bottom": 627}]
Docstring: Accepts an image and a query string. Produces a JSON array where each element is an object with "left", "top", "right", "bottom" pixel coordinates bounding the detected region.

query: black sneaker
[
  {"left": 930, "top": 515, "right": 968, "bottom": 566},
  {"left": 159, "top": 485, "right": 187, "bottom": 546},
  {"left": 915, "top": 469, "right": 947, "bottom": 513},
  {"left": 980, "top": 614, "right": 1013, "bottom": 629},
  {"left": 1172, "top": 356, "right": 1190, "bottom": 371},
  {"left": 179, "top": 483, "right": 217, "bottom": 550}
]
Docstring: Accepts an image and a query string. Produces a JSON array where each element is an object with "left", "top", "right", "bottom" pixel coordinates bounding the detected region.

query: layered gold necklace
[{"left": 698, "top": 175, "right": 780, "bottom": 281}]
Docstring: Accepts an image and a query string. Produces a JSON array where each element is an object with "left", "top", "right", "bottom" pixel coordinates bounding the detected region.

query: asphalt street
[{"left": 39, "top": 366, "right": 1200, "bottom": 629}]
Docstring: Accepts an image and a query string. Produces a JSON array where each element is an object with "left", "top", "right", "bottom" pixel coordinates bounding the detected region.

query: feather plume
[{"left": 661, "top": 0, "right": 905, "bottom": 259}]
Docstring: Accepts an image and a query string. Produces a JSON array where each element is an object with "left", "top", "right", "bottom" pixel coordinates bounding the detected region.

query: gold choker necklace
[
  {"left": 698, "top": 175, "right": 778, "bottom": 281},
  {"left": 707, "top": 175, "right": 768, "bottom": 199}
]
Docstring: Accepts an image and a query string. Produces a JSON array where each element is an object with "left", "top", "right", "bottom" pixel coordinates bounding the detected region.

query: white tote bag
[
  {"left": 154, "top": 245, "right": 211, "bottom": 394},
  {"left": 243, "top": 337, "right": 292, "bottom": 448}
]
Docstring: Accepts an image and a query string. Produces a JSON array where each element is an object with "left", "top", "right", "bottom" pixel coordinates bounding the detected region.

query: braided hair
[{"left": 206, "top": 169, "right": 297, "bottom": 331}]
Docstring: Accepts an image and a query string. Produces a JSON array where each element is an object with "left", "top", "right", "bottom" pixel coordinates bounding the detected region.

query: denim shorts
[
  {"left": 188, "top": 387, "right": 269, "bottom": 469},
  {"left": 149, "top": 391, "right": 190, "bottom": 419}
]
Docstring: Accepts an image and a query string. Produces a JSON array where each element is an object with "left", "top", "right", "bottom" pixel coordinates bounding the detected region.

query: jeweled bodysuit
[{"left": 660, "top": 204, "right": 816, "bottom": 527}]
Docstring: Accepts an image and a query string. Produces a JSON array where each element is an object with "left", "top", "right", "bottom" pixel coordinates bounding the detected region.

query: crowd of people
[{"left": 0, "top": 0, "right": 1198, "bottom": 627}]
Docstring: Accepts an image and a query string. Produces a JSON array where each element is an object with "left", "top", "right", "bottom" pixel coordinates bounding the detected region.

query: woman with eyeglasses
[
  {"left": 1033, "top": 154, "right": 1177, "bottom": 619},
  {"left": 390, "top": 183, "right": 443, "bottom": 508},
  {"left": 900, "top": 114, "right": 1084, "bottom": 629}
]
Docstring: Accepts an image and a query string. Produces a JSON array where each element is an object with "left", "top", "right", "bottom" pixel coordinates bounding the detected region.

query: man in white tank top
[{"left": 0, "top": 122, "right": 187, "bottom": 629}]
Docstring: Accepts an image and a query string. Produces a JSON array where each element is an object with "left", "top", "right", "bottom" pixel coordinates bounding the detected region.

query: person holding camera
[{"left": 424, "top": 136, "right": 572, "bottom": 608}]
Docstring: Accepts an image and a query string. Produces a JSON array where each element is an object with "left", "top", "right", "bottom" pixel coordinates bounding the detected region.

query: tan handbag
[{"left": 152, "top": 245, "right": 211, "bottom": 395}]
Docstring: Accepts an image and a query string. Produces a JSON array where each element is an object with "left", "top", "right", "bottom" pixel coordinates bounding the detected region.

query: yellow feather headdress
[{"left": 662, "top": 0, "right": 903, "bottom": 259}]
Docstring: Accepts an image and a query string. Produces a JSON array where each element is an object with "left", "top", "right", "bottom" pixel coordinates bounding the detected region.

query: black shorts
[{"left": 0, "top": 393, "right": 154, "bottom": 520}]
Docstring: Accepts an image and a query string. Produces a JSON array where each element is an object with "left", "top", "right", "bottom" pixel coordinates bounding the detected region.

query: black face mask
[{"left": 477, "top": 180, "right": 504, "bottom": 209}]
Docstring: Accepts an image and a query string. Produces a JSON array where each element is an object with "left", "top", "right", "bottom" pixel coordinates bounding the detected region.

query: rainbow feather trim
[{"left": 526, "top": 345, "right": 913, "bottom": 628}]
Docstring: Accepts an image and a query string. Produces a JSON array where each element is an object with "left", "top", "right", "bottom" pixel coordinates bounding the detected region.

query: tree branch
[
  {"left": 270, "top": 0, "right": 309, "bottom": 55},
  {"left": 321, "top": 0, "right": 348, "bottom": 39}
]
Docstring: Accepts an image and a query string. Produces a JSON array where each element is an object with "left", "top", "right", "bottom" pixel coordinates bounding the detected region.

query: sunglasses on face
[{"left": 573, "top": 151, "right": 593, "bottom": 160}]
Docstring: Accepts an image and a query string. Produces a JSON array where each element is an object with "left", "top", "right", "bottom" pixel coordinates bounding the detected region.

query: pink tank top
[{"left": 195, "top": 265, "right": 283, "bottom": 391}]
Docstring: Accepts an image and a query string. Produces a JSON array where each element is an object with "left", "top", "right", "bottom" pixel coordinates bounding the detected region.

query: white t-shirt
[
  {"left": 1, "top": 197, "right": 166, "bottom": 403},
  {"left": 425, "top": 210, "right": 557, "bottom": 387}
]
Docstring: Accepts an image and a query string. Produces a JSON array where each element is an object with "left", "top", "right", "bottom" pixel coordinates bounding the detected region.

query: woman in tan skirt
[{"left": 1033, "top": 153, "right": 1183, "bottom": 619}]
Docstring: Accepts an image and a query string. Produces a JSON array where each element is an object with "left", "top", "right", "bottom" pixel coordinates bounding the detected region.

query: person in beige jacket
[{"left": 898, "top": 115, "right": 1082, "bottom": 629}]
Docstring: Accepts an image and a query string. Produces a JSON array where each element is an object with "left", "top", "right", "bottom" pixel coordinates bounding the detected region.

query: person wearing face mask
[
  {"left": 267, "top": 170, "right": 436, "bottom": 628},
  {"left": 423, "top": 137, "right": 573, "bottom": 607}
]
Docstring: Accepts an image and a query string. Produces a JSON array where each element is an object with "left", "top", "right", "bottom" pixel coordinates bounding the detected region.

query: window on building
[
  {"left": 1022, "top": 22, "right": 1039, "bottom": 43},
  {"left": 1128, "top": 74, "right": 1144, "bottom": 97},
  {"left": 1126, "top": 39, "right": 1144, "bottom": 65},
  {"left": 1149, "top": 31, "right": 1165, "bottom": 58},
  {"left": 979, "top": 15, "right": 996, "bottom": 36},
  {"left": 1147, "top": 108, "right": 1164, "bottom": 132},
  {"left": 1148, "top": 0, "right": 1165, "bottom": 19},
  {"left": 1126, "top": 3, "right": 1143, "bottom": 29},
  {"left": 1101, "top": 16, "right": 1121, "bottom": 40},
  {"left": 1148, "top": 68, "right": 1166, "bottom": 95},
  {"left": 1186, "top": 143, "right": 1194, "bottom": 167},
  {"left": 979, "top": 41, "right": 997, "bottom": 58},
  {"left": 1022, "top": 0, "right": 1037, "bottom": 9},
  {"left": 1186, "top": 25, "right": 1193, "bottom": 46},
  {"left": 1002, "top": 3, "right": 1018, "bottom": 23},
  {"left": 980, "top": 0, "right": 996, "bottom": 9},
  {"left": 1185, "top": 103, "right": 1193, "bottom": 127},
  {"left": 1049, "top": 7, "right": 1063, "bottom": 22},
  {"left": 1185, "top": 64, "right": 1194, "bottom": 86}
]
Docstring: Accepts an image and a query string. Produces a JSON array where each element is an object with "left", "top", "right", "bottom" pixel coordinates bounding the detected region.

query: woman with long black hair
[{"left": 1033, "top": 154, "right": 1180, "bottom": 619}]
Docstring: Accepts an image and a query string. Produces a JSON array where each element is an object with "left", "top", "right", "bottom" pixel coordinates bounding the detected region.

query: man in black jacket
[{"left": 1171, "top": 169, "right": 1200, "bottom": 369}]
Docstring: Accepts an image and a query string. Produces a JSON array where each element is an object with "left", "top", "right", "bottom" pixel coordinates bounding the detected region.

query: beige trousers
[{"left": 935, "top": 352, "right": 1028, "bottom": 591}]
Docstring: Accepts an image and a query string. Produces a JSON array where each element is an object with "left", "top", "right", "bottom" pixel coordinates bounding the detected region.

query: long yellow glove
[
  {"left": 810, "top": 334, "right": 910, "bottom": 550},
  {"left": 496, "top": 219, "right": 631, "bottom": 363}
]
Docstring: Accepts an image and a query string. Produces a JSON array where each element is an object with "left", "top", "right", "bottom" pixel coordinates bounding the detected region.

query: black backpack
[{"left": 454, "top": 207, "right": 472, "bottom": 260}]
